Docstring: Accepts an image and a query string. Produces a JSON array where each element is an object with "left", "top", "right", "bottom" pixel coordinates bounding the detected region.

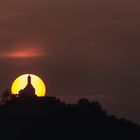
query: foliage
[{"left": 0, "top": 96, "right": 139, "bottom": 140}]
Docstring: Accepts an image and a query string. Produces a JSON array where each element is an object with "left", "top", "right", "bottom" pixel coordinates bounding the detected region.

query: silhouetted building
[{"left": 18, "top": 75, "right": 36, "bottom": 99}]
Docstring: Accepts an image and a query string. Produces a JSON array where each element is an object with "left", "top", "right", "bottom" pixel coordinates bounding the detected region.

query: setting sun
[{"left": 11, "top": 74, "right": 46, "bottom": 97}]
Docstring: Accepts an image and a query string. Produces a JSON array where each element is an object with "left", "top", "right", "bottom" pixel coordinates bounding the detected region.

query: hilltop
[{"left": 0, "top": 96, "right": 139, "bottom": 140}]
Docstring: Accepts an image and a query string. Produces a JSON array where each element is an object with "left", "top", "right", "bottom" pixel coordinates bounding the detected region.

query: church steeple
[
  {"left": 18, "top": 74, "right": 36, "bottom": 98},
  {"left": 28, "top": 75, "right": 31, "bottom": 85}
]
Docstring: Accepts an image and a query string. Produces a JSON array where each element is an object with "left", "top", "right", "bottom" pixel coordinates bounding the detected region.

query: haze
[{"left": 0, "top": 0, "right": 140, "bottom": 124}]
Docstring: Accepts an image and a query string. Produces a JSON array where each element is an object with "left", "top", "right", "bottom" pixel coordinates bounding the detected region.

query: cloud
[
  {"left": 0, "top": 41, "right": 47, "bottom": 58},
  {"left": 1, "top": 49, "right": 46, "bottom": 58}
]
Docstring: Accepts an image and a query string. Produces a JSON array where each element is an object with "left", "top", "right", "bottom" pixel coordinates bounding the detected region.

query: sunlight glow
[
  {"left": 11, "top": 74, "right": 46, "bottom": 97},
  {"left": 1, "top": 49, "right": 46, "bottom": 58}
]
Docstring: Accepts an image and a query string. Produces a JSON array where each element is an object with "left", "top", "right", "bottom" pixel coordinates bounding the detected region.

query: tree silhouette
[{"left": 0, "top": 93, "right": 139, "bottom": 140}]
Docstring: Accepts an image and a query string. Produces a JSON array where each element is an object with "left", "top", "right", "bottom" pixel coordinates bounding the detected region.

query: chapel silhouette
[{"left": 18, "top": 75, "right": 37, "bottom": 98}]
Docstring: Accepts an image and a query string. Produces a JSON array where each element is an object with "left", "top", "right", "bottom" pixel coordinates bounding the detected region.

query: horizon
[{"left": 1, "top": 73, "right": 140, "bottom": 125}]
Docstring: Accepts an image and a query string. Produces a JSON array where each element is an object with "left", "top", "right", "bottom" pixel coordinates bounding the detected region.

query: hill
[{"left": 0, "top": 96, "right": 139, "bottom": 140}]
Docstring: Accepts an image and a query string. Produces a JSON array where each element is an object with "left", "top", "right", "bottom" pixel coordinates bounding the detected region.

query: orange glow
[
  {"left": 0, "top": 41, "right": 47, "bottom": 58},
  {"left": 1, "top": 48, "right": 46, "bottom": 58},
  {"left": 3, "top": 50, "right": 44, "bottom": 58},
  {"left": 11, "top": 74, "right": 46, "bottom": 97}
]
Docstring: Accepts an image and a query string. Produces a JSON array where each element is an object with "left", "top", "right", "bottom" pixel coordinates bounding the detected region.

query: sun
[{"left": 11, "top": 74, "right": 46, "bottom": 97}]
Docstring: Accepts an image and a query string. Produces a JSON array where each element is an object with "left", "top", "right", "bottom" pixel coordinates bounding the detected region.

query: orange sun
[{"left": 11, "top": 74, "right": 46, "bottom": 97}]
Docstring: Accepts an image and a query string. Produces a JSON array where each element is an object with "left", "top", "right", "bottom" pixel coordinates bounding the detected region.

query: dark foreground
[{"left": 0, "top": 96, "right": 140, "bottom": 140}]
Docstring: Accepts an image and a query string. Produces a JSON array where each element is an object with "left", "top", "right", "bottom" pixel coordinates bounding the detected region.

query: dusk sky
[{"left": 0, "top": 0, "right": 140, "bottom": 124}]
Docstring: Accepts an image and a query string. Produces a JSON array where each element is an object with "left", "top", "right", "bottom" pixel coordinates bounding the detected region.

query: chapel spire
[{"left": 28, "top": 75, "right": 31, "bottom": 85}]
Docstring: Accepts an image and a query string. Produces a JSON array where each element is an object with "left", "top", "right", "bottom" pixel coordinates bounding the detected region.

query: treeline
[{"left": 0, "top": 96, "right": 139, "bottom": 140}]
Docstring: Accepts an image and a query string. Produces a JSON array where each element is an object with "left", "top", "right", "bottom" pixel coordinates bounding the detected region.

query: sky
[{"left": 0, "top": 0, "right": 140, "bottom": 124}]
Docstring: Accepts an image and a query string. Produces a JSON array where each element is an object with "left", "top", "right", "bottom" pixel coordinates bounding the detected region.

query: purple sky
[{"left": 0, "top": 0, "right": 140, "bottom": 124}]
